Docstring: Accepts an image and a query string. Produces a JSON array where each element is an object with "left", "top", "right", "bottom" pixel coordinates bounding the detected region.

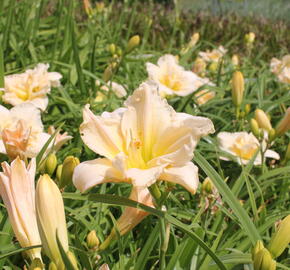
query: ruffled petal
[
  {"left": 73, "top": 158, "right": 127, "bottom": 192},
  {"left": 80, "top": 105, "right": 124, "bottom": 159},
  {"left": 159, "top": 162, "right": 199, "bottom": 194}
]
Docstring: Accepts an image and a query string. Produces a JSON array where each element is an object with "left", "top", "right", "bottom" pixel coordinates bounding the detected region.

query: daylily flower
[
  {"left": 0, "top": 158, "right": 42, "bottom": 260},
  {"left": 0, "top": 104, "right": 71, "bottom": 159},
  {"left": 3, "top": 63, "right": 62, "bottom": 110},
  {"left": 146, "top": 54, "right": 213, "bottom": 97},
  {"left": 0, "top": 103, "right": 48, "bottom": 159},
  {"left": 73, "top": 82, "right": 214, "bottom": 234},
  {"left": 270, "top": 55, "right": 290, "bottom": 84},
  {"left": 198, "top": 46, "right": 227, "bottom": 63},
  {"left": 217, "top": 132, "right": 279, "bottom": 165},
  {"left": 95, "top": 80, "right": 127, "bottom": 102}
]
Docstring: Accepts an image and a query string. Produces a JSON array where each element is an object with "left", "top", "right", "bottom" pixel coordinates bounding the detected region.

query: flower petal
[
  {"left": 126, "top": 166, "right": 164, "bottom": 188},
  {"left": 73, "top": 158, "right": 127, "bottom": 192},
  {"left": 80, "top": 105, "right": 124, "bottom": 159},
  {"left": 159, "top": 162, "right": 199, "bottom": 194},
  {"left": 116, "top": 186, "right": 154, "bottom": 235},
  {"left": 124, "top": 83, "right": 174, "bottom": 162},
  {"left": 265, "top": 149, "right": 280, "bottom": 160},
  {"left": 152, "top": 113, "right": 214, "bottom": 165}
]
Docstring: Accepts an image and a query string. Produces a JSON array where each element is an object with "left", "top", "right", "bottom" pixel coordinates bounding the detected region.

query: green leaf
[{"left": 194, "top": 152, "right": 261, "bottom": 243}]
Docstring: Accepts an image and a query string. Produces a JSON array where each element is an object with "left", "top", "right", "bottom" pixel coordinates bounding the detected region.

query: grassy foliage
[{"left": 0, "top": 0, "right": 289, "bottom": 269}]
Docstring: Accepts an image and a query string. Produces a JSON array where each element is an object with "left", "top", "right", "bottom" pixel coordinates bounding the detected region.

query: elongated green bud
[
  {"left": 45, "top": 153, "right": 57, "bottom": 176},
  {"left": 126, "top": 35, "right": 140, "bottom": 53},
  {"left": 56, "top": 164, "right": 63, "bottom": 183},
  {"left": 250, "top": 118, "right": 260, "bottom": 138},
  {"left": 59, "top": 156, "right": 80, "bottom": 189},
  {"left": 268, "top": 215, "right": 290, "bottom": 258},
  {"left": 231, "top": 71, "right": 244, "bottom": 107}
]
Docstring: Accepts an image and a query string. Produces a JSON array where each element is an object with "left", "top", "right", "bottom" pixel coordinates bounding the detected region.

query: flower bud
[
  {"left": 36, "top": 174, "right": 69, "bottom": 268},
  {"left": 232, "top": 54, "right": 239, "bottom": 67},
  {"left": 252, "top": 240, "right": 264, "bottom": 259},
  {"left": 126, "top": 35, "right": 140, "bottom": 53},
  {"left": 87, "top": 230, "right": 100, "bottom": 249},
  {"left": 45, "top": 153, "right": 58, "bottom": 176},
  {"left": 108, "top": 44, "right": 116, "bottom": 55},
  {"left": 202, "top": 177, "right": 214, "bottom": 194},
  {"left": 102, "top": 63, "right": 117, "bottom": 82},
  {"left": 275, "top": 108, "right": 290, "bottom": 136},
  {"left": 268, "top": 129, "right": 276, "bottom": 142},
  {"left": 245, "top": 104, "right": 251, "bottom": 115},
  {"left": 59, "top": 156, "right": 80, "bottom": 189},
  {"left": 231, "top": 71, "right": 244, "bottom": 107},
  {"left": 255, "top": 109, "right": 272, "bottom": 132},
  {"left": 66, "top": 251, "right": 79, "bottom": 270},
  {"left": 56, "top": 164, "right": 63, "bottom": 183},
  {"left": 253, "top": 248, "right": 276, "bottom": 270},
  {"left": 48, "top": 262, "right": 57, "bottom": 270},
  {"left": 268, "top": 215, "right": 290, "bottom": 258}
]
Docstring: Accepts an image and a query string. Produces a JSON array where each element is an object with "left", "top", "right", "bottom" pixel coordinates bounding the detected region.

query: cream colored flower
[
  {"left": 217, "top": 132, "right": 279, "bottom": 165},
  {"left": 195, "top": 89, "right": 215, "bottom": 105},
  {"left": 0, "top": 103, "right": 50, "bottom": 158},
  {"left": 270, "top": 55, "right": 290, "bottom": 84},
  {"left": 36, "top": 174, "right": 68, "bottom": 269},
  {"left": 0, "top": 158, "right": 41, "bottom": 260},
  {"left": 73, "top": 82, "right": 214, "bottom": 233},
  {"left": 95, "top": 80, "right": 127, "bottom": 102},
  {"left": 3, "top": 63, "right": 62, "bottom": 110},
  {"left": 146, "top": 54, "right": 213, "bottom": 97},
  {"left": 198, "top": 46, "right": 227, "bottom": 63}
]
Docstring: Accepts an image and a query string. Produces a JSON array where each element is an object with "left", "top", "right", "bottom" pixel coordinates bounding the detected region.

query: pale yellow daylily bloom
[
  {"left": 3, "top": 63, "right": 62, "bottom": 110},
  {"left": 217, "top": 132, "right": 279, "bottom": 165},
  {"left": 0, "top": 104, "right": 70, "bottom": 159},
  {"left": 36, "top": 174, "right": 69, "bottom": 269},
  {"left": 270, "top": 55, "right": 290, "bottom": 84},
  {"left": 0, "top": 158, "right": 42, "bottom": 260},
  {"left": 198, "top": 46, "right": 227, "bottom": 63},
  {"left": 146, "top": 54, "right": 213, "bottom": 97},
  {"left": 73, "top": 82, "right": 214, "bottom": 233},
  {"left": 0, "top": 103, "right": 49, "bottom": 159}
]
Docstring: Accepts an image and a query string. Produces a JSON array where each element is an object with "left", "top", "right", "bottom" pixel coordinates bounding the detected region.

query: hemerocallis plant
[{"left": 73, "top": 82, "right": 215, "bottom": 238}]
